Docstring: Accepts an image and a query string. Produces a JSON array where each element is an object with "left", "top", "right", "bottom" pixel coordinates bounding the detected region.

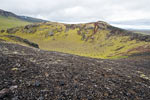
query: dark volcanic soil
[{"left": 0, "top": 42, "right": 150, "bottom": 100}]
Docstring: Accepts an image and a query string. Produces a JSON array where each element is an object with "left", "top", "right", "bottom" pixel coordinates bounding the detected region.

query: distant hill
[
  {"left": 0, "top": 21, "right": 150, "bottom": 59},
  {"left": 0, "top": 9, "right": 48, "bottom": 30},
  {"left": 128, "top": 29, "right": 150, "bottom": 35}
]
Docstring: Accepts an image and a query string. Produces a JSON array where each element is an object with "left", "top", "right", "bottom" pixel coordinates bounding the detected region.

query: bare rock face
[{"left": 0, "top": 42, "right": 150, "bottom": 100}]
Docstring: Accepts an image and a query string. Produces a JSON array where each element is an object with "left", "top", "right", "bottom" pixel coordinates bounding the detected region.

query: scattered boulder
[
  {"left": 65, "top": 24, "right": 81, "bottom": 32},
  {"left": 23, "top": 24, "right": 39, "bottom": 33},
  {"left": 22, "top": 28, "right": 36, "bottom": 33},
  {"left": 37, "top": 96, "right": 44, "bottom": 100},
  {"left": 0, "top": 39, "right": 5, "bottom": 42},
  {"left": 24, "top": 24, "right": 39, "bottom": 30},
  {"left": 27, "top": 29, "right": 36, "bottom": 33},
  {"left": 59, "top": 81, "right": 65, "bottom": 86},
  {"left": 0, "top": 88, "right": 10, "bottom": 98},
  {"left": 0, "top": 85, "right": 18, "bottom": 99},
  {"left": 81, "top": 33, "right": 86, "bottom": 41},
  {"left": 0, "top": 30, "right": 5, "bottom": 33},
  {"left": 6, "top": 28, "right": 19, "bottom": 34},
  {"left": 33, "top": 80, "right": 41, "bottom": 87},
  {"left": 26, "top": 80, "right": 41, "bottom": 87},
  {"left": 48, "top": 31, "right": 54, "bottom": 36}
]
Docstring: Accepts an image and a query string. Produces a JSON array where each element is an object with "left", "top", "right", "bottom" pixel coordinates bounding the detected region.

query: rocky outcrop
[
  {"left": 107, "top": 25, "right": 150, "bottom": 42},
  {"left": 0, "top": 30, "right": 5, "bottom": 33},
  {"left": 24, "top": 24, "right": 40, "bottom": 29},
  {"left": 3, "top": 35, "right": 39, "bottom": 48},
  {"left": 6, "top": 28, "right": 20, "bottom": 34},
  {"left": 21, "top": 24, "right": 40, "bottom": 33}
]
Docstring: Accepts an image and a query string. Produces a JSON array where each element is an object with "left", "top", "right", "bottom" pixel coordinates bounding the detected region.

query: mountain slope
[
  {"left": 0, "top": 42, "right": 150, "bottom": 99},
  {"left": 0, "top": 15, "right": 31, "bottom": 30},
  {"left": 0, "top": 9, "right": 48, "bottom": 30},
  {"left": 1, "top": 21, "right": 150, "bottom": 59}
]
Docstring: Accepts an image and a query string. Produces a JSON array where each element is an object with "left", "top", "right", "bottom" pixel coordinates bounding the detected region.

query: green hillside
[
  {"left": 0, "top": 15, "right": 31, "bottom": 30},
  {"left": 0, "top": 21, "right": 150, "bottom": 59}
]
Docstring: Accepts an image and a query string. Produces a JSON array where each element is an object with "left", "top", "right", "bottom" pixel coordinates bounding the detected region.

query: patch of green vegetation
[
  {"left": 137, "top": 71, "right": 150, "bottom": 80},
  {"left": 1, "top": 22, "right": 150, "bottom": 59},
  {"left": 0, "top": 15, "right": 31, "bottom": 30}
]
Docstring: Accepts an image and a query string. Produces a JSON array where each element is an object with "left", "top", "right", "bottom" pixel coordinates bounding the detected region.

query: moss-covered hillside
[
  {"left": 0, "top": 21, "right": 150, "bottom": 59},
  {"left": 0, "top": 15, "right": 31, "bottom": 30},
  {"left": 0, "top": 9, "right": 48, "bottom": 30}
]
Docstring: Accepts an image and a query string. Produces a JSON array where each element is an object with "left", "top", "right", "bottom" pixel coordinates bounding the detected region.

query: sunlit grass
[
  {"left": 0, "top": 15, "right": 31, "bottom": 30},
  {"left": 1, "top": 22, "right": 150, "bottom": 59}
]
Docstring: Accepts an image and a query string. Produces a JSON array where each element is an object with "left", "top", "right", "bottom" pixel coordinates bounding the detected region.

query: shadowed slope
[{"left": 0, "top": 15, "right": 31, "bottom": 30}]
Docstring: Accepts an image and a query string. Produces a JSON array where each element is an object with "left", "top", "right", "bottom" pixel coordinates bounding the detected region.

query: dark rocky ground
[{"left": 0, "top": 42, "right": 150, "bottom": 100}]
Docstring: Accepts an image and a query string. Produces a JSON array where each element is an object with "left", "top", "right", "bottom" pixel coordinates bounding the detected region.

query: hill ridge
[
  {"left": 1, "top": 21, "right": 150, "bottom": 59},
  {"left": 0, "top": 9, "right": 48, "bottom": 23}
]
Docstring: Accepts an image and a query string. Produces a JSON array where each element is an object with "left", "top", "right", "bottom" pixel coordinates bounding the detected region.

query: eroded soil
[{"left": 0, "top": 42, "right": 150, "bottom": 100}]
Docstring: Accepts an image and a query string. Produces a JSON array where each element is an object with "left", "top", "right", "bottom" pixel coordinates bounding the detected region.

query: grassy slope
[
  {"left": 1, "top": 22, "right": 150, "bottom": 59},
  {"left": 0, "top": 15, "right": 31, "bottom": 30}
]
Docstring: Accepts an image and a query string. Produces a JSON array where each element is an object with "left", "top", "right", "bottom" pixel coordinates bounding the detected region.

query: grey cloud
[{"left": 0, "top": 0, "right": 150, "bottom": 24}]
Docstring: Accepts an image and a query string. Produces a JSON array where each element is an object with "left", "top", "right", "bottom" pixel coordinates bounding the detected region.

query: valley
[
  {"left": 0, "top": 9, "right": 150, "bottom": 100},
  {"left": 0, "top": 21, "right": 150, "bottom": 59}
]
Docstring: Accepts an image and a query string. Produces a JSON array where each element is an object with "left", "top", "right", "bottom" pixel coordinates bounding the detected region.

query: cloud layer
[{"left": 0, "top": 0, "right": 150, "bottom": 25}]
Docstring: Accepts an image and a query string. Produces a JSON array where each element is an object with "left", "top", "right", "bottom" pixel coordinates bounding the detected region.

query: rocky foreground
[{"left": 0, "top": 42, "right": 150, "bottom": 100}]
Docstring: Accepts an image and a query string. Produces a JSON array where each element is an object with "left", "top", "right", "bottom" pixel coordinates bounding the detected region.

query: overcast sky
[{"left": 0, "top": 0, "right": 150, "bottom": 29}]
